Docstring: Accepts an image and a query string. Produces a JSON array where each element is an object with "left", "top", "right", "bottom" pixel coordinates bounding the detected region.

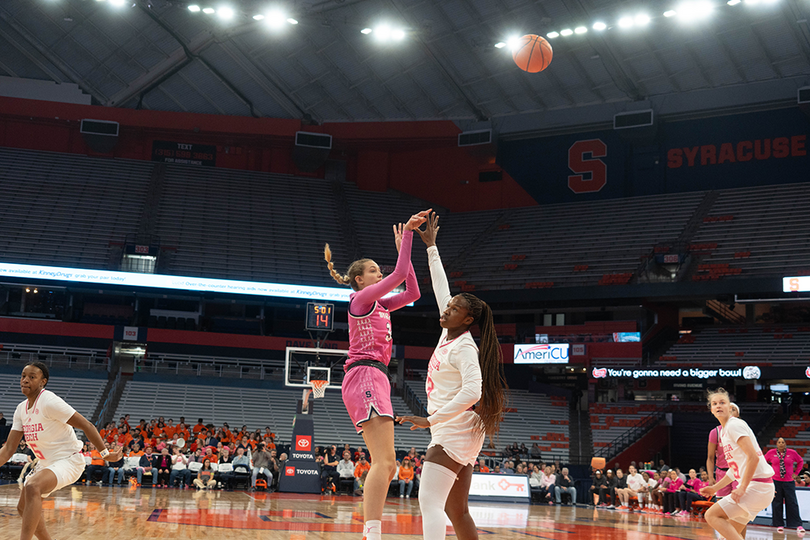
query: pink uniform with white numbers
[{"left": 342, "top": 230, "right": 420, "bottom": 433}]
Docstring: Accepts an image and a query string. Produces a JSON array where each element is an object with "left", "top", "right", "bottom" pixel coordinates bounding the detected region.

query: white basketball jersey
[{"left": 12, "top": 389, "right": 82, "bottom": 463}]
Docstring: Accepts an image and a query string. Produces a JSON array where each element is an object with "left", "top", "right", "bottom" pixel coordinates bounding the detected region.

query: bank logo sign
[{"left": 513, "top": 343, "right": 569, "bottom": 364}]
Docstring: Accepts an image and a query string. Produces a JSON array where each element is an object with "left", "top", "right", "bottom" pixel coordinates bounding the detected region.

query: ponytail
[
  {"left": 458, "top": 293, "right": 508, "bottom": 436},
  {"left": 324, "top": 244, "right": 372, "bottom": 292}
]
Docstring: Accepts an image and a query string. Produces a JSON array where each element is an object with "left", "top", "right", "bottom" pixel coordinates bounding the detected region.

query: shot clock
[{"left": 305, "top": 302, "right": 335, "bottom": 332}]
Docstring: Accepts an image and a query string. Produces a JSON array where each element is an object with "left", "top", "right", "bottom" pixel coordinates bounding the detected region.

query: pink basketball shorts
[
  {"left": 716, "top": 468, "right": 737, "bottom": 497},
  {"left": 342, "top": 365, "right": 394, "bottom": 434}
]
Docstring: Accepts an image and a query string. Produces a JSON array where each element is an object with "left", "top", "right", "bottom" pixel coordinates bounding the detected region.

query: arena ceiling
[{"left": 0, "top": 0, "right": 808, "bottom": 131}]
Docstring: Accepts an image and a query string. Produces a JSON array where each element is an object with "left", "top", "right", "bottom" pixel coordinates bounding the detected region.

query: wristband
[{"left": 100, "top": 449, "right": 110, "bottom": 458}]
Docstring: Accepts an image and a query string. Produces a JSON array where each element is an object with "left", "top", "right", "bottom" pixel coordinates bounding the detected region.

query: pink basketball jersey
[{"left": 347, "top": 299, "right": 393, "bottom": 367}]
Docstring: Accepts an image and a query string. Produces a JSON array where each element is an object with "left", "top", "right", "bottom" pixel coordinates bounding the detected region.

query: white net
[{"left": 310, "top": 380, "right": 329, "bottom": 399}]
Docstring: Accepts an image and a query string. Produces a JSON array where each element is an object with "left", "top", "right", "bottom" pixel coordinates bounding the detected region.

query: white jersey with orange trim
[{"left": 11, "top": 389, "right": 82, "bottom": 464}]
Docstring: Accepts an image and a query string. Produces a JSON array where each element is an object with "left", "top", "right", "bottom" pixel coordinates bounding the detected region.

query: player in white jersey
[
  {"left": 0, "top": 362, "right": 122, "bottom": 540},
  {"left": 397, "top": 213, "right": 507, "bottom": 540},
  {"left": 700, "top": 388, "right": 774, "bottom": 540}
]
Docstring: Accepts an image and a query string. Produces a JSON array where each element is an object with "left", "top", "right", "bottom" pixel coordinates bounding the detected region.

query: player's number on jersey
[
  {"left": 385, "top": 322, "right": 392, "bottom": 342},
  {"left": 28, "top": 442, "right": 45, "bottom": 460}
]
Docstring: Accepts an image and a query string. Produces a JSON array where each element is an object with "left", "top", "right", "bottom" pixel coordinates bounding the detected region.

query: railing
[
  {"left": 95, "top": 369, "right": 123, "bottom": 429},
  {"left": 403, "top": 382, "right": 428, "bottom": 417},
  {"left": 141, "top": 354, "right": 287, "bottom": 380},
  {"left": 0, "top": 344, "right": 107, "bottom": 371},
  {"left": 592, "top": 408, "right": 667, "bottom": 461}
]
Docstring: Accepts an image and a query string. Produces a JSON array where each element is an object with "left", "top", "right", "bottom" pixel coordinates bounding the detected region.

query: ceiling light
[
  {"left": 618, "top": 16, "right": 634, "bottom": 28},
  {"left": 635, "top": 13, "right": 651, "bottom": 25},
  {"left": 188, "top": 4, "right": 201, "bottom": 12},
  {"left": 727, "top": 0, "right": 741, "bottom": 4},
  {"left": 575, "top": 26, "right": 587, "bottom": 34},
  {"left": 25, "top": 288, "right": 30, "bottom": 293},
  {"left": 592, "top": 22, "right": 607, "bottom": 31},
  {"left": 506, "top": 35, "right": 522, "bottom": 50},
  {"left": 264, "top": 9, "right": 286, "bottom": 28},
  {"left": 286, "top": 18, "right": 298, "bottom": 25},
  {"left": 391, "top": 28, "right": 406, "bottom": 40},
  {"left": 361, "top": 27, "right": 372, "bottom": 34},
  {"left": 494, "top": 42, "right": 506, "bottom": 48},
  {"left": 675, "top": 1, "right": 714, "bottom": 20},
  {"left": 560, "top": 28, "right": 573, "bottom": 36},
  {"left": 109, "top": 0, "right": 126, "bottom": 6},
  {"left": 202, "top": 7, "right": 215, "bottom": 14},
  {"left": 664, "top": 10, "right": 677, "bottom": 16},
  {"left": 217, "top": 6, "right": 234, "bottom": 20},
  {"left": 374, "top": 24, "right": 392, "bottom": 41},
  {"left": 547, "top": 31, "right": 560, "bottom": 38},
  {"left": 253, "top": 13, "right": 264, "bottom": 20}
]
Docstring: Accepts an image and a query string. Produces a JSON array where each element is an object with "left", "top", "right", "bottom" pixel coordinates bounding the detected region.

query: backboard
[{"left": 284, "top": 347, "right": 348, "bottom": 389}]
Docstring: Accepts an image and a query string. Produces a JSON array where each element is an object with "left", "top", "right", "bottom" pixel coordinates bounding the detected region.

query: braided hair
[
  {"left": 458, "top": 292, "right": 508, "bottom": 436},
  {"left": 324, "top": 244, "right": 371, "bottom": 291}
]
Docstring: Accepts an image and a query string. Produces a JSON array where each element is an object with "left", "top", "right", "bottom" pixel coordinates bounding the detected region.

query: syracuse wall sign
[{"left": 591, "top": 366, "right": 762, "bottom": 380}]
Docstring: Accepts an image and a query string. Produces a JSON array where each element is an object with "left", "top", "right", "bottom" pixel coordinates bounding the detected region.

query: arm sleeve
[
  {"left": 426, "top": 343, "right": 482, "bottom": 426},
  {"left": 426, "top": 245, "right": 452, "bottom": 313},
  {"left": 352, "top": 231, "right": 418, "bottom": 315},
  {"left": 42, "top": 393, "right": 77, "bottom": 424}
]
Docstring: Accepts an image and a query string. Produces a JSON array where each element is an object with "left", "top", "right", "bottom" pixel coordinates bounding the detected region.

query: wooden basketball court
[{"left": 0, "top": 483, "right": 784, "bottom": 540}]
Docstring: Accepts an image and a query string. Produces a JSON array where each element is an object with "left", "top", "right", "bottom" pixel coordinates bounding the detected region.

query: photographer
[{"left": 251, "top": 441, "right": 274, "bottom": 491}]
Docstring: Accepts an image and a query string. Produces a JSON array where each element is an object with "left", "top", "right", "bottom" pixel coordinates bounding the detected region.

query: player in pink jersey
[
  {"left": 397, "top": 213, "right": 507, "bottom": 540},
  {"left": 0, "top": 362, "right": 122, "bottom": 540},
  {"left": 701, "top": 388, "right": 774, "bottom": 540},
  {"left": 324, "top": 208, "right": 428, "bottom": 540},
  {"left": 708, "top": 402, "right": 741, "bottom": 498}
]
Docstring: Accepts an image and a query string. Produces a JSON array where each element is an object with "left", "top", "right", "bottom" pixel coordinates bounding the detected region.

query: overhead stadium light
[
  {"left": 494, "top": 41, "right": 506, "bottom": 48},
  {"left": 618, "top": 16, "right": 634, "bottom": 27},
  {"left": 547, "top": 31, "right": 560, "bottom": 38},
  {"left": 109, "top": 0, "right": 126, "bottom": 6},
  {"left": 202, "top": 7, "right": 215, "bottom": 14},
  {"left": 664, "top": 9, "right": 677, "bottom": 16},
  {"left": 265, "top": 9, "right": 286, "bottom": 28},
  {"left": 217, "top": 6, "right": 234, "bottom": 20},
  {"left": 575, "top": 26, "right": 588, "bottom": 34},
  {"left": 374, "top": 24, "right": 392, "bottom": 41},
  {"left": 675, "top": 1, "right": 714, "bottom": 21},
  {"left": 253, "top": 13, "right": 264, "bottom": 20},
  {"left": 506, "top": 35, "right": 521, "bottom": 49},
  {"left": 560, "top": 28, "right": 574, "bottom": 36},
  {"left": 391, "top": 28, "right": 406, "bottom": 40},
  {"left": 287, "top": 18, "right": 298, "bottom": 25},
  {"left": 727, "top": 0, "right": 741, "bottom": 3},
  {"left": 361, "top": 27, "right": 373, "bottom": 34},
  {"left": 593, "top": 21, "right": 607, "bottom": 30},
  {"left": 635, "top": 13, "right": 651, "bottom": 25},
  {"left": 188, "top": 4, "right": 201, "bottom": 12}
]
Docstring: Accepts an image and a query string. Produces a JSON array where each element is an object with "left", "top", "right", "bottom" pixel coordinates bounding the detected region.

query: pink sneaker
[{"left": 797, "top": 527, "right": 805, "bottom": 536}]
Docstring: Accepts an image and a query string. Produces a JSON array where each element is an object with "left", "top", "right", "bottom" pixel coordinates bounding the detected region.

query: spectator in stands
[
  {"left": 590, "top": 470, "right": 607, "bottom": 506},
  {"left": 503, "top": 460, "right": 515, "bottom": 474},
  {"left": 192, "top": 419, "right": 205, "bottom": 435},
  {"left": 519, "top": 443, "right": 528, "bottom": 458},
  {"left": 677, "top": 469, "right": 704, "bottom": 516},
  {"left": 541, "top": 465, "right": 556, "bottom": 503},
  {"left": 555, "top": 467, "right": 576, "bottom": 505},
  {"left": 194, "top": 459, "right": 216, "bottom": 490},
  {"left": 232, "top": 447, "right": 252, "bottom": 488},
  {"left": 216, "top": 446, "right": 233, "bottom": 488},
  {"left": 493, "top": 465, "right": 501, "bottom": 474},
  {"left": 529, "top": 464, "right": 543, "bottom": 487},
  {"left": 251, "top": 442, "right": 273, "bottom": 490},
  {"left": 617, "top": 465, "right": 645, "bottom": 509},
  {"left": 155, "top": 447, "right": 172, "bottom": 487},
  {"left": 338, "top": 451, "right": 355, "bottom": 482},
  {"left": 674, "top": 467, "right": 687, "bottom": 483},
  {"left": 530, "top": 443, "right": 541, "bottom": 459},
  {"left": 398, "top": 457, "right": 415, "bottom": 498},
  {"left": 659, "top": 459, "right": 670, "bottom": 472},
  {"left": 663, "top": 469, "right": 683, "bottom": 515},
  {"left": 85, "top": 443, "right": 106, "bottom": 486},
  {"left": 0, "top": 412, "right": 6, "bottom": 426},
  {"left": 765, "top": 438, "right": 805, "bottom": 533},
  {"left": 354, "top": 453, "right": 370, "bottom": 492},
  {"left": 136, "top": 446, "right": 155, "bottom": 486},
  {"left": 169, "top": 446, "right": 191, "bottom": 488},
  {"left": 102, "top": 443, "right": 125, "bottom": 486},
  {"left": 478, "top": 458, "right": 490, "bottom": 473},
  {"left": 322, "top": 445, "right": 340, "bottom": 492}
]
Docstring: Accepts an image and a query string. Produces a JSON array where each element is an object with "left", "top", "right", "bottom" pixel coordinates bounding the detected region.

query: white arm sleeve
[
  {"left": 427, "top": 246, "right": 452, "bottom": 313},
  {"left": 427, "top": 343, "right": 482, "bottom": 426}
]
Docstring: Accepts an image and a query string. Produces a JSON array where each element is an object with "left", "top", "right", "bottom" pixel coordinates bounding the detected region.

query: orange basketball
[{"left": 512, "top": 34, "right": 553, "bottom": 73}]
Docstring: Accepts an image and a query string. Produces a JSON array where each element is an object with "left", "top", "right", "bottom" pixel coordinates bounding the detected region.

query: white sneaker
[
  {"left": 406, "top": 495, "right": 410, "bottom": 498},
  {"left": 777, "top": 528, "right": 784, "bottom": 533},
  {"left": 400, "top": 495, "right": 404, "bottom": 498},
  {"left": 797, "top": 527, "right": 805, "bottom": 536}
]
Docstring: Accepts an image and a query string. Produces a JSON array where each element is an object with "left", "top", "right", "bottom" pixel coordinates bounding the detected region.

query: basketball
[{"left": 512, "top": 34, "right": 553, "bottom": 73}]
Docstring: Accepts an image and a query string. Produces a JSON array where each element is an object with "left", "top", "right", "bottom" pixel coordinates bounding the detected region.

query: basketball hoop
[{"left": 310, "top": 379, "right": 329, "bottom": 399}]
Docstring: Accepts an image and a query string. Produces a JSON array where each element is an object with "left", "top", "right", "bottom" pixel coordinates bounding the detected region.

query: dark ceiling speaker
[
  {"left": 458, "top": 128, "right": 497, "bottom": 164},
  {"left": 613, "top": 109, "right": 657, "bottom": 141},
  {"left": 80, "top": 119, "right": 119, "bottom": 153},
  {"left": 458, "top": 129, "right": 492, "bottom": 147},
  {"left": 799, "top": 87, "right": 810, "bottom": 120},
  {"left": 292, "top": 131, "right": 332, "bottom": 172}
]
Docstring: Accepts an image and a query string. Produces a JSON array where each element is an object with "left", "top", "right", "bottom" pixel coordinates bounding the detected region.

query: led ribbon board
[
  {"left": 0, "top": 262, "right": 409, "bottom": 303},
  {"left": 785, "top": 276, "right": 810, "bottom": 293}
]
